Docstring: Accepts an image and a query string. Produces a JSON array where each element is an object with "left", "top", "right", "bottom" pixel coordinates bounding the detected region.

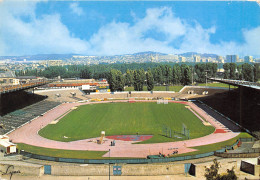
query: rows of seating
[
  {"left": 86, "top": 92, "right": 179, "bottom": 99},
  {"left": 35, "top": 88, "right": 87, "bottom": 102},
  {"left": 70, "top": 96, "right": 83, "bottom": 101},
  {"left": 0, "top": 100, "right": 61, "bottom": 135},
  {"left": 179, "top": 86, "right": 228, "bottom": 96}
]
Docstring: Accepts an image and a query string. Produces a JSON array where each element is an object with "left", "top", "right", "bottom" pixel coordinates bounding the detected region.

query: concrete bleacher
[
  {"left": 0, "top": 100, "right": 61, "bottom": 135},
  {"left": 85, "top": 91, "right": 179, "bottom": 99},
  {"left": 179, "top": 86, "right": 228, "bottom": 96},
  {"left": 35, "top": 88, "right": 87, "bottom": 102}
]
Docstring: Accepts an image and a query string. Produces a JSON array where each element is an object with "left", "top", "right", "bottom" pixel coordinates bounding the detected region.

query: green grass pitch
[{"left": 39, "top": 102, "right": 215, "bottom": 143}]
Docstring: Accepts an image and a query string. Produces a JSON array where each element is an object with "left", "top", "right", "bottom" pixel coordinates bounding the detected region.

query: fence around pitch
[
  {"left": 20, "top": 151, "right": 215, "bottom": 164},
  {"left": 18, "top": 137, "right": 254, "bottom": 164}
]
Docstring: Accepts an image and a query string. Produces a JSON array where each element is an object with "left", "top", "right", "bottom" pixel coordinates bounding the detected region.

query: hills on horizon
[{"left": 0, "top": 51, "right": 222, "bottom": 61}]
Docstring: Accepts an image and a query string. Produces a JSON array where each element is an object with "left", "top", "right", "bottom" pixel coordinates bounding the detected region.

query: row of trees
[
  {"left": 223, "top": 63, "right": 260, "bottom": 82},
  {"left": 107, "top": 64, "right": 211, "bottom": 91},
  {"left": 16, "top": 62, "right": 259, "bottom": 91},
  {"left": 107, "top": 63, "right": 259, "bottom": 91}
]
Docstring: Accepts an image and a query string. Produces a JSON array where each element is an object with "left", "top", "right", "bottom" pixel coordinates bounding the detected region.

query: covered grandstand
[
  {"left": 0, "top": 100, "right": 61, "bottom": 135},
  {"left": 197, "top": 86, "right": 260, "bottom": 138}
]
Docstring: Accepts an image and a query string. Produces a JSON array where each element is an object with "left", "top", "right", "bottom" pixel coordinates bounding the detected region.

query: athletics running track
[{"left": 8, "top": 100, "right": 240, "bottom": 158}]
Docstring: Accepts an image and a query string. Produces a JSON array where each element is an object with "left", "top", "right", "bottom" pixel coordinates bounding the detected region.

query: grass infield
[{"left": 39, "top": 102, "right": 214, "bottom": 143}]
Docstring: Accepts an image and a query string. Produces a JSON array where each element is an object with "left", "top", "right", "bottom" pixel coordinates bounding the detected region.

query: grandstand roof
[
  {"left": 16, "top": 76, "right": 37, "bottom": 79},
  {"left": 0, "top": 71, "right": 16, "bottom": 78},
  {"left": 0, "top": 139, "right": 15, "bottom": 147},
  {"left": 209, "top": 78, "right": 260, "bottom": 90}
]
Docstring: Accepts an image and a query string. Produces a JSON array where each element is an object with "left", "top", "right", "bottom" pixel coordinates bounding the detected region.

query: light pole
[
  {"left": 191, "top": 66, "right": 194, "bottom": 85},
  {"left": 205, "top": 70, "right": 210, "bottom": 86},
  {"left": 109, "top": 149, "right": 110, "bottom": 180},
  {"left": 206, "top": 71, "right": 207, "bottom": 86}
]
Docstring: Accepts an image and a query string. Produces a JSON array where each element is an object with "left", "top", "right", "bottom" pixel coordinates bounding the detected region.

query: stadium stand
[
  {"left": 0, "top": 100, "right": 61, "bottom": 135},
  {"left": 85, "top": 91, "right": 180, "bottom": 100},
  {"left": 0, "top": 90, "right": 47, "bottom": 116},
  {"left": 173, "top": 86, "right": 229, "bottom": 100},
  {"left": 179, "top": 86, "right": 228, "bottom": 96},
  {"left": 193, "top": 101, "right": 241, "bottom": 132},
  {"left": 35, "top": 88, "right": 87, "bottom": 102},
  {"left": 198, "top": 87, "right": 260, "bottom": 138},
  {"left": 70, "top": 96, "right": 83, "bottom": 101},
  {"left": 0, "top": 80, "right": 49, "bottom": 94},
  {"left": 34, "top": 86, "right": 229, "bottom": 102}
]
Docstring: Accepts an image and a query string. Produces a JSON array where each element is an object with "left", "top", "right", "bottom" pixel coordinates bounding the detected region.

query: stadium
[{"left": 0, "top": 78, "right": 259, "bottom": 179}]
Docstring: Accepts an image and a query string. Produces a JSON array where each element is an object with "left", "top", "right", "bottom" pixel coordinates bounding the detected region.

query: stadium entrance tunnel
[{"left": 184, "top": 163, "right": 196, "bottom": 176}]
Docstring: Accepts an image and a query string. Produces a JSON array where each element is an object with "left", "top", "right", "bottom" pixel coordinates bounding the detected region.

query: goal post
[
  {"left": 157, "top": 99, "right": 168, "bottom": 104},
  {"left": 182, "top": 123, "right": 190, "bottom": 139}
]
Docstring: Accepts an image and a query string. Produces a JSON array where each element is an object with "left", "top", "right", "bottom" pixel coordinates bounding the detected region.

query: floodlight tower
[
  {"left": 205, "top": 70, "right": 210, "bottom": 86},
  {"left": 109, "top": 149, "right": 111, "bottom": 180}
]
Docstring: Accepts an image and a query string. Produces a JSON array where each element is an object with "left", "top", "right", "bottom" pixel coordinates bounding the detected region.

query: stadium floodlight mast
[
  {"left": 205, "top": 70, "right": 210, "bottom": 86},
  {"left": 109, "top": 149, "right": 111, "bottom": 180}
]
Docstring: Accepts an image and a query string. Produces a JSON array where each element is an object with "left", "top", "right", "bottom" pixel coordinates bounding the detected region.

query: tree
[
  {"left": 205, "top": 159, "right": 237, "bottom": 180},
  {"left": 41, "top": 66, "right": 67, "bottom": 78},
  {"left": 133, "top": 70, "right": 141, "bottom": 91},
  {"left": 164, "top": 65, "right": 173, "bottom": 85},
  {"left": 206, "top": 63, "right": 218, "bottom": 78},
  {"left": 80, "top": 67, "right": 92, "bottom": 79},
  {"left": 172, "top": 64, "right": 181, "bottom": 85},
  {"left": 195, "top": 63, "right": 206, "bottom": 83},
  {"left": 108, "top": 69, "right": 117, "bottom": 92},
  {"left": 125, "top": 69, "right": 134, "bottom": 86},
  {"left": 229, "top": 63, "right": 237, "bottom": 79},
  {"left": 221, "top": 167, "right": 237, "bottom": 180},
  {"left": 205, "top": 159, "right": 220, "bottom": 180},
  {"left": 223, "top": 63, "right": 230, "bottom": 79},
  {"left": 132, "top": 69, "right": 146, "bottom": 91},
  {"left": 236, "top": 64, "right": 243, "bottom": 80},
  {"left": 181, "top": 64, "right": 192, "bottom": 85},
  {"left": 107, "top": 69, "right": 124, "bottom": 92},
  {"left": 153, "top": 66, "right": 163, "bottom": 85},
  {"left": 242, "top": 63, "right": 253, "bottom": 81},
  {"left": 146, "top": 68, "right": 154, "bottom": 91},
  {"left": 116, "top": 70, "right": 125, "bottom": 91},
  {"left": 253, "top": 63, "right": 260, "bottom": 82},
  {"left": 139, "top": 68, "right": 146, "bottom": 88}
]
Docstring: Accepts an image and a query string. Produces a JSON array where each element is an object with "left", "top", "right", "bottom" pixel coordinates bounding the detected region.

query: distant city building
[
  {"left": 226, "top": 55, "right": 239, "bottom": 63},
  {"left": 200, "top": 58, "right": 207, "bottom": 63},
  {"left": 16, "top": 76, "right": 38, "bottom": 84},
  {"left": 216, "top": 56, "right": 224, "bottom": 63},
  {"left": 194, "top": 55, "right": 201, "bottom": 63},
  {"left": 237, "top": 58, "right": 244, "bottom": 63},
  {"left": 157, "top": 54, "right": 178, "bottom": 62},
  {"left": 179, "top": 56, "right": 186, "bottom": 62},
  {"left": 244, "top": 56, "right": 254, "bottom": 63},
  {"left": 0, "top": 71, "right": 16, "bottom": 85},
  {"left": 46, "top": 60, "right": 63, "bottom": 67}
]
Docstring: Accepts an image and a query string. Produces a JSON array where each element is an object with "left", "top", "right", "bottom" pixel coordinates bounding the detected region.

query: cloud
[
  {"left": 88, "top": 7, "right": 260, "bottom": 57},
  {"left": 88, "top": 7, "right": 187, "bottom": 55},
  {"left": 241, "top": 27, "right": 260, "bottom": 56},
  {"left": 0, "top": 3, "right": 260, "bottom": 57},
  {"left": 0, "top": 1, "right": 89, "bottom": 56},
  {"left": 69, "top": 2, "right": 84, "bottom": 16}
]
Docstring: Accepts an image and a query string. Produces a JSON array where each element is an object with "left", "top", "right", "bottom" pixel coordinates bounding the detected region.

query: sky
[{"left": 0, "top": 1, "right": 260, "bottom": 57}]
